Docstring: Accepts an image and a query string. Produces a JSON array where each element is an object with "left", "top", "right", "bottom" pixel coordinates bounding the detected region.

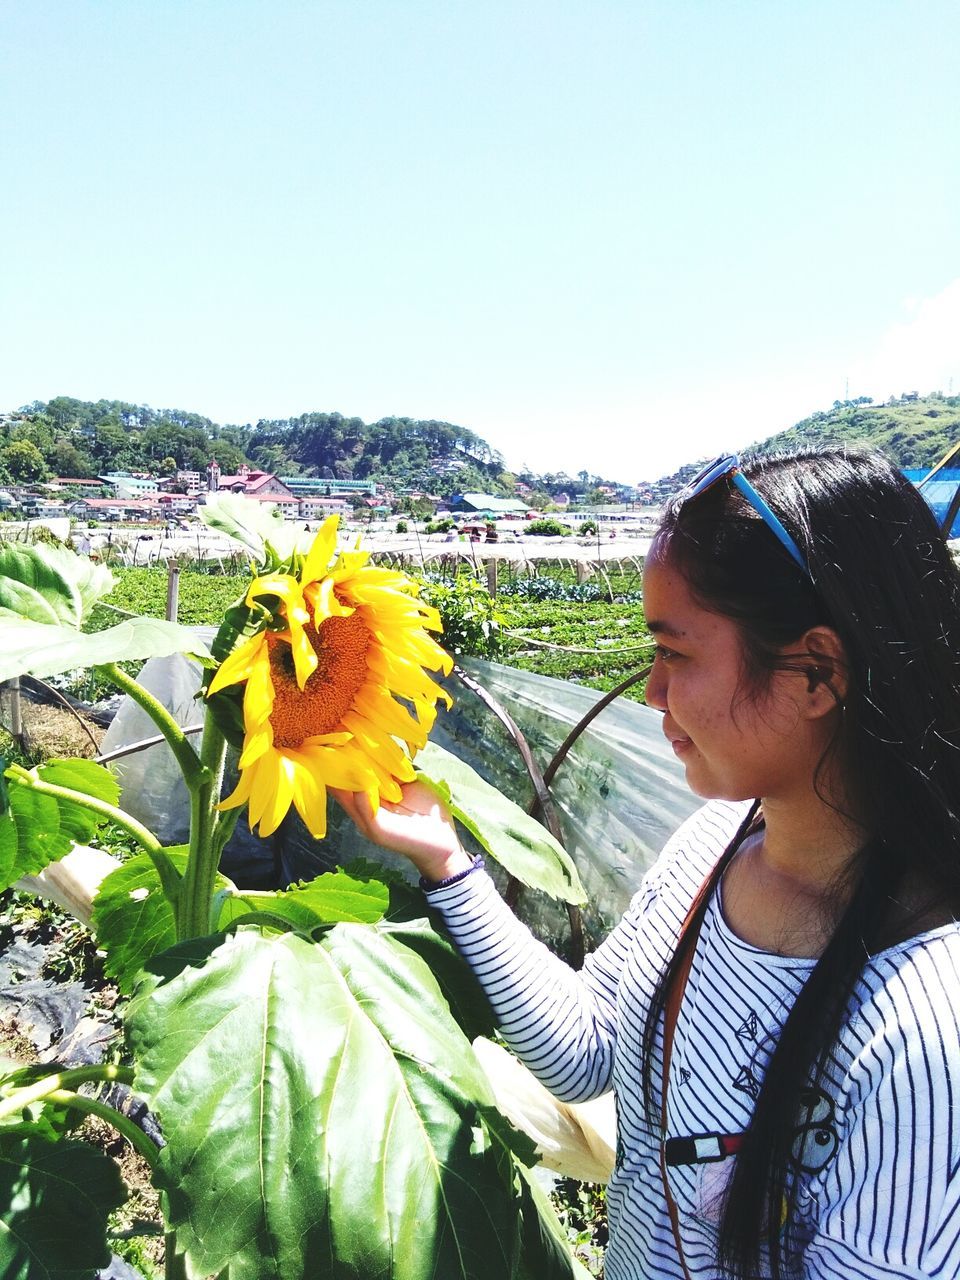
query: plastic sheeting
[{"left": 432, "top": 658, "right": 698, "bottom": 946}]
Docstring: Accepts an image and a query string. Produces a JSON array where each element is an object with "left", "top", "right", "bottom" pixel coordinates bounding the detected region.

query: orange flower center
[{"left": 268, "top": 612, "right": 370, "bottom": 748}]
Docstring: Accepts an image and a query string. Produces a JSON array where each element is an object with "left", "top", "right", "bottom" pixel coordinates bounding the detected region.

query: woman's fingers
[{"left": 329, "top": 782, "right": 469, "bottom": 877}]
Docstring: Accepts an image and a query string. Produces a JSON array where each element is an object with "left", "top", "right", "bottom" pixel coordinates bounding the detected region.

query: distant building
[
  {"left": 448, "top": 492, "right": 529, "bottom": 516},
  {"left": 70, "top": 497, "right": 161, "bottom": 521},
  {"left": 209, "top": 462, "right": 297, "bottom": 502},
  {"left": 298, "top": 496, "right": 352, "bottom": 520},
  {"left": 100, "top": 473, "right": 160, "bottom": 500},
  {"left": 53, "top": 477, "right": 103, "bottom": 492},
  {"left": 281, "top": 476, "right": 378, "bottom": 497}
]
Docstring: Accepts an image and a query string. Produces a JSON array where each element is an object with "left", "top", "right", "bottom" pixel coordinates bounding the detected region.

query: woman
[{"left": 337, "top": 448, "right": 960, "bottom": 1279}]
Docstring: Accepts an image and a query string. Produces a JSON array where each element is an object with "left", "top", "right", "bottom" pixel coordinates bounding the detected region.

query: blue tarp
[{"left": 905, "top": 468, "right": 960, "bottom": 538}]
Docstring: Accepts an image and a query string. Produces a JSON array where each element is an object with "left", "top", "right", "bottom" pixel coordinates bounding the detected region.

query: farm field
[{"left": 92, "top": 559, "right": 654, "bottom": 700}]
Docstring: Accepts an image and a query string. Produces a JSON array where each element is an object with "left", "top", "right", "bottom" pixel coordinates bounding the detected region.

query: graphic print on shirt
[
  {"left": 670, "top": 1017, "right": 839, "bottom": 1176},
  {"left": 671, "top": 1010, "right": 840, "bottom": 1232}
]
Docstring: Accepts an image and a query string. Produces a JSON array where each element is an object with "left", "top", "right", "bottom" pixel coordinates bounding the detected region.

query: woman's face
[{"left": 642, "top": 551, "right": 820, "bottom": 804}]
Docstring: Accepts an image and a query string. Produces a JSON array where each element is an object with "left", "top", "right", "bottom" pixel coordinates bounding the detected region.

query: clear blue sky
[{"left": 2, "top": 0, "right": 958, "bottom": 482}]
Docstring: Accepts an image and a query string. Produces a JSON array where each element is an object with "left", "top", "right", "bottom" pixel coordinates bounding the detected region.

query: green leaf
[
  {"left": 197, "top": 492, "right": 285, "bottom": 562},
  {"left": 92, "top": 847, "right": 224, "bottom": 994},
  {"left": 0, "top": 787, "right": 72, "bottom": 895},
  {"left": 126, "top": 925, "right": 577, "bottom": 1280},
  {"left": 35, "top": 760, "right": 121, "bottom": 845},
  {"left": 0, "top": 615, "right": 211, "bottom": 682},
  {"left": 380, "top": 915, "right": 497, "bottom": 1042},
  {"left": 0, "top": 542, "right": 114, "bottom": 628},
  {"left": 0, "top": 758, "right": 128, "bottom": 894},
  {"left": 414, "top": 741, "right": 587, "bottom": 906},
  {"left": 216, "top": 870, "right": 389, "bottom": 934},
  {"left": 0, "top": 1126, "right": 127, "bottom": 1280}
]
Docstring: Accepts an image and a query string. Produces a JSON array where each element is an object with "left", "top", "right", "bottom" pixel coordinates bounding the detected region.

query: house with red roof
[{"left": 201, "top": 461, "right": 300, "bottom": 516}]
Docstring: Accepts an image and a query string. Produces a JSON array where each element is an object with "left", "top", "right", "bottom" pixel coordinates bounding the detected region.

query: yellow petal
[
  {"left": 207, "top": 633, "right": 267, "bottom": 697},
  {"left": 257, "top": 754, "right": 297, "bottom": 837},
  {"left": 285, "top": 621, "right": 318, "bottom": 691},
  {"left": 247, "top": 572, "right": 306, "bottom": 608},
  {"left": 351, "top": 687, "right": 426, "bottom": 747},
  {"left": 243, "top": 645, "right": 276, "bottom": 731},
  {"left": 218, "top": 766, "right": 255, "bottom": 813},
  {"left": 239, "top": 721, "right": 274, "bottom": 768},
  {"left": 299, "top": 730, "right": 354, "bottom": 747},
  {"left": 289, "top": 759, "right": 328, "bottom": 839},
  {"left": 300, "top": 516, "right": 340, "bottom": 585},
  {"left": 247, "top": 752, "right": 279, "bottom": 830},
  {"left": 305, "top": 576, "right": 353, "bottom": 624},
  {"left": 295, "top": 743, "right": 376, "bottom": 791}
]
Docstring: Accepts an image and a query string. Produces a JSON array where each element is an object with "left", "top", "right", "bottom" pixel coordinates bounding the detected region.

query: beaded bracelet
[{"left": 420, "top": 853, "right": 484, "bottom": 893}]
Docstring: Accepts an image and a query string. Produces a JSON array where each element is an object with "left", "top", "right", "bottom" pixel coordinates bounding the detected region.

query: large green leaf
[
  {"left": 127, "top": 926, "right": 578, "bottom": 1280},
  {"left": 92, "top": 847, "right": 224, "bottom": 994},
  {"left": 197, "top": 491, "right": 285, "bottom": 562},
  {"left": 0, "top": 542, "right": 114, "bottom": 628},
  {"left": 0, "top": 759, "right": 123, "bottom": 895},
  {"left": 0, "top": 615, "right": 211, "bottom": 682},
  {"left": 34, "top": 760, "right": 121, "bottom": 845},
  {"left": 380, "top": 915, "right": 497, "bottom": 1042},
  {"left": 0, "top": 1125, "right": 127, "bottom": 1280},
  {"left": 414, "top": 741, "right": 587, "bottom": 906},
  {"left": 216, "top": 870, "right": 389, "bottom": 933}
]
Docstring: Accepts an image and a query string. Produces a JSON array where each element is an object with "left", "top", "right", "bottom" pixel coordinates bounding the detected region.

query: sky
[{"left": 1, "top": 0, "right": 958, "bottom": 483}]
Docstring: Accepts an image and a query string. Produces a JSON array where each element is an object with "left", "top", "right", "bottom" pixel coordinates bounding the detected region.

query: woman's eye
[{"left": 655, "top": 645, "right": 681, "bottom": 662}]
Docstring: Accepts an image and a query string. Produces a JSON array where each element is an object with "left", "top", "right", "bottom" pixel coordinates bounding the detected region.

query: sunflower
[{"left": 207, "top": 516, "right": 453, "bottom": 839}]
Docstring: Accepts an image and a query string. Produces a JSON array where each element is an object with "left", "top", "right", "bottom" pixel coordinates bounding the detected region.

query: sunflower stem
[
  {"left": 175, "top": 706, "right": 228, "bottom": 940},
  {"left": 43, "top": 1088, "right": 161, "bottom": 1167},
  {"left": 97, "top": 663, "right": 208, "bottom": 793},
  {"left": 0, "top": 1063, "right": 135, "bottom": 1123}
]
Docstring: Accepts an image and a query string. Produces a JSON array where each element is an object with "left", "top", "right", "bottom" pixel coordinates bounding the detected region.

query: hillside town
[{"left": 0, "top": 455, "right": 669, "bottom": 531}]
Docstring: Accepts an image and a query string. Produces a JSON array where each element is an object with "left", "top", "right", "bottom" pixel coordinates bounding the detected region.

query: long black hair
[{"left": 642, "top": 447, "right": 960, "bottom": 1278}]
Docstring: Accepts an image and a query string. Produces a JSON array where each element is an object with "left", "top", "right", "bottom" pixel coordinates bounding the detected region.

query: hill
[
  {"left": 0, "top": 396, "right": 628, "bottom": 505},
  {"left": 744, "top": 394, "right": 960, "bottom": 469},
  {"left": 1, "top": 397, "right": 512, "bottom": 497}
]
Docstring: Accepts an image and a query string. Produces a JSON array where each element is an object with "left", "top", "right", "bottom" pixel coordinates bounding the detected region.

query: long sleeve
[
  {"left": 424, "top": 800, "right": 750, "bottom": 1107},
  {"left": 426, "top": 866, "right": 657, "bottom": 1102}
]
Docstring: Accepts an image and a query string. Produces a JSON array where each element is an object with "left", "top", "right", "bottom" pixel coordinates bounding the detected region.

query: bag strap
[
  {"left": 656, "top": 803, "right": 762, "bottom": 1275},
  {"left": 658, "top": 867, "right": 716, "bottom": 1280}
]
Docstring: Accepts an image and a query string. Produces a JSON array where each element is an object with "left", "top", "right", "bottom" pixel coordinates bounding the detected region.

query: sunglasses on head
[{"left": 679, "top": 454, "right": 809, "bottom": 576}]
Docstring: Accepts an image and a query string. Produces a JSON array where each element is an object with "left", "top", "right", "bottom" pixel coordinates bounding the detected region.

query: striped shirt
[{"left": 426, "top": 800, "right": 960, "bottom": 1279}]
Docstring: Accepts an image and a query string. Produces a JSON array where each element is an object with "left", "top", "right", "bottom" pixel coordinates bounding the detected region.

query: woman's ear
[{"left": 799, "top": 626, "right": 848, "bottom": 711}]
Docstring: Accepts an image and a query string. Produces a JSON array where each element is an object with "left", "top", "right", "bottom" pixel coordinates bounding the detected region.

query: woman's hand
[{"left": 330, "top": 782, "right": 475, "bottom": 885}]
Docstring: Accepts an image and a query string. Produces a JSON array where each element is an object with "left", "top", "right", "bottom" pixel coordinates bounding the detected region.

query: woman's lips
[{"left": 664, "top": 721, "right": 692, "bottom": 757}]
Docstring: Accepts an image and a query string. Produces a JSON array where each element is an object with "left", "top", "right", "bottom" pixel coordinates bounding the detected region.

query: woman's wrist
[{"left": 416, "top": 848, "right": 478, "bottom": 888}]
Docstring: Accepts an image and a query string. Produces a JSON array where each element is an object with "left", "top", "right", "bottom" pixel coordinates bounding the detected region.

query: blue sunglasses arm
[{"left": 730, "top": 472, "right": 807, "bottom": 571}]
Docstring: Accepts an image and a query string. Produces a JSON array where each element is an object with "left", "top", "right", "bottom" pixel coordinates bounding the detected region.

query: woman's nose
[{"left": 645, "top": 660, "right": 667, "bottom": 711}]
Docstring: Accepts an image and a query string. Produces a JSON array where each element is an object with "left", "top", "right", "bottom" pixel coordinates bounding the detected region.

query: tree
[
  {"left": 2, "top": 439, "right": 49, "bottom": 482},
  {"left": 50, "top": 440, "right": 96, "bottom": 478}
]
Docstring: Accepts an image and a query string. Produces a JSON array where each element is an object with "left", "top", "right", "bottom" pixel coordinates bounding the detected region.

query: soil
[
  {"left": 10, "top": 699, "right": 106, "bottom": 760},
  {"left": 0, "top": 889, "right": 164, "bottom": 1278}
]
